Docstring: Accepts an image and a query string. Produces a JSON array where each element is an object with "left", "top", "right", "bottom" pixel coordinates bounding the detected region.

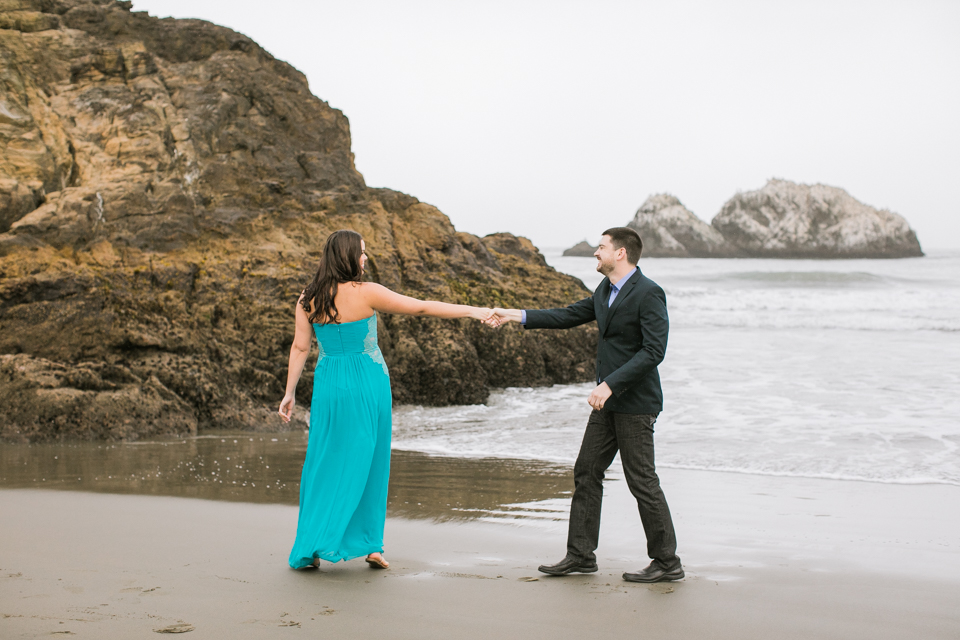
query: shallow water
[{"left": 0, "top": 435, "right": 573, "bottom": 524}]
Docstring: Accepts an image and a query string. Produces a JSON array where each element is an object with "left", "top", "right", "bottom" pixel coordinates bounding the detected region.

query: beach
[{"left": 3, "top": 464, "right": 959, "bottom": 639}]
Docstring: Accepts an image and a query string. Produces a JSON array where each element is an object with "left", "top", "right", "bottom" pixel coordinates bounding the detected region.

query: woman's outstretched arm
[
  {"left": 362, "top": 283, "right": 492, "bottom": 321},
  {"left": 278, "top": 295, "right": 314, "bottom": 423}
]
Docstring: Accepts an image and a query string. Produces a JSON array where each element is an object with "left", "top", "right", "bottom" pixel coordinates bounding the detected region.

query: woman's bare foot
[{"left": 365, "top": 553, "right": 389, "bottom": 569}]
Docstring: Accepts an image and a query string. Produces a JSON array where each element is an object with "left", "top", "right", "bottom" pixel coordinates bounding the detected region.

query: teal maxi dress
[{"left": 288, "top": 313, "right": 392, "bottom": 569}]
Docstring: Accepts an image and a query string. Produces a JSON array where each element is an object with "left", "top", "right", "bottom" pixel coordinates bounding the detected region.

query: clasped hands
[
  {"left": 474, "top": 307, "right": 613, "bottom": 410},
  {"left": 475, "top": 307, "right": 521, "bottom": 328}
]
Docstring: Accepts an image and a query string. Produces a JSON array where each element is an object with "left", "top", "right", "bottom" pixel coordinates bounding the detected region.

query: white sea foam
[{"left": 392, "top": 250, "right": 960, "bottom": 486}]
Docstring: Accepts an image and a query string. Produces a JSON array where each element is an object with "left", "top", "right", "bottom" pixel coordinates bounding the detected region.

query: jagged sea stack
[
  {"left": 712, "top": 179, "right": 924, "bottom": 258},
  {"left": 627, "top": 194, "right": 740, "bottom": 258},
  {"left": 0, "top": 0, "right": 597, "bottom": 442}
]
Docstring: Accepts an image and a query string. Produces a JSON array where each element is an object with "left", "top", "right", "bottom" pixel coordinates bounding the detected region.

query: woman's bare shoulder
[{"left": 357, "top": 282, "right": 389, "bottom": 296}]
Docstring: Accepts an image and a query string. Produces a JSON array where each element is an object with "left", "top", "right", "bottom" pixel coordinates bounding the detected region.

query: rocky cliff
[
  {"left": 712, "top": 179, "right": 923, "bottom": 258},
  {"left": 0, "top": 0, "right": 596, "bottom": 442},
  {"left": 627, "top": 194, "right": 739, "bottom": 258}
]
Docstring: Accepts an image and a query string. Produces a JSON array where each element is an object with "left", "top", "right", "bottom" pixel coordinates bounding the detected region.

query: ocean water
[{"left": 393, "top": 250, "right": 960, "bottom": 486}]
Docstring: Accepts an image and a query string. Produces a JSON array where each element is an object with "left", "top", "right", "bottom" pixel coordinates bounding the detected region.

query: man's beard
[{"left": 596, "top": 257, "right": 613, "bottom": 276}]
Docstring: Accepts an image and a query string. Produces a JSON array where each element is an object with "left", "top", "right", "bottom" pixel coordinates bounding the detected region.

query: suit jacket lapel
[{"left": 601, "top": 269, "right": 642, "bottom": 336}]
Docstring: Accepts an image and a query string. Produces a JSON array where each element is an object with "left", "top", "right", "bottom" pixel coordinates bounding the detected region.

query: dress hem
[{"left": 289, "top": 547, "right": 385, "bottom": 569}]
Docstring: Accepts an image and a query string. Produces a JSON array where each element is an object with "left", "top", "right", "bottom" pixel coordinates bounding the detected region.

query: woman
[{"left": 278, "top": 229, "right": 493, "bottom": 570}]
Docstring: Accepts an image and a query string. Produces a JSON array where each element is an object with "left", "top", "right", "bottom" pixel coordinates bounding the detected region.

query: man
[{"left": 490, "top": 227, "right": 682, "bottom": 583}]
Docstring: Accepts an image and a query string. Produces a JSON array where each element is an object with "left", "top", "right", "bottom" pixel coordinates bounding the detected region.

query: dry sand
[{"left": 2, "top": 468, "right": 959, "bottom": 639}]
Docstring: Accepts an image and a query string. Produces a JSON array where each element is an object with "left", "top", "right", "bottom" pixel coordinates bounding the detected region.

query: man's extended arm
[
  {"left": 602, "top": 288, "right": 668, "bottom": 396},
  {"left": 493, "top": 296, "right": 596, "bottom": 329}
]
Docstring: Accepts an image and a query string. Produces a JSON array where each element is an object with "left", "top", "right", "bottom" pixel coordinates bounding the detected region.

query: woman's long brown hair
[{"left": 300, "top": 230, "right": 364, "bottom": 324}]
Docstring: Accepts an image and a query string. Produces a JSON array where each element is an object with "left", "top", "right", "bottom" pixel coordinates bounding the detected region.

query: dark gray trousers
[{"left": 566, "top": 409, "right": 679, "bottom": 568}]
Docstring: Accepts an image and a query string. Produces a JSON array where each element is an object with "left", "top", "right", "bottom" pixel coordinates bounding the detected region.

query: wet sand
[
  {"left": 3, "top": 466, "right": 959, "bottom": 639},
  {"left": 0, "top": 438, "right": 574, "bottom": 520}
]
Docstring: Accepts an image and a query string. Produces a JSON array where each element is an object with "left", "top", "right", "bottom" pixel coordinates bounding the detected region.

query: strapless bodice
[{"left": 313, "top": 314, "right": 387, "bottom": 375}]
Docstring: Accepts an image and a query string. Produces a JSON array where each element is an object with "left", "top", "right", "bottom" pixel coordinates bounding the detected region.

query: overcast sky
[{"left": 133, "top": 0, "right": 960, "bottom": 250}]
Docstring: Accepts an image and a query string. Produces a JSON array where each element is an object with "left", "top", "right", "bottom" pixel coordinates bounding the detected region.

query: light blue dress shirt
[
  {"left": 607, "top": 267, "right": 637, "bottom": 308},
  {"left": 520, "top": 267, "right": 637, "bottom": 325}
]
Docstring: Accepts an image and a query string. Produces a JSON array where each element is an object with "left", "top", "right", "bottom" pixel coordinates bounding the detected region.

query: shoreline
[{"left": 3, "top": 467, "right": 959, "bottom": 638}]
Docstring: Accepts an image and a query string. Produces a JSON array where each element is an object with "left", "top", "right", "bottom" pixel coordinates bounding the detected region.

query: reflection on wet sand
[{"left": 0, "top": 434, "right": 573, "bottom": 524}]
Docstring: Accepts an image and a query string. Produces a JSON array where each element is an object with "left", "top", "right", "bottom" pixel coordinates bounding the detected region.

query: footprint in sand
[{"left": 647, "top": 584, "right": 675, "bottom": 594}]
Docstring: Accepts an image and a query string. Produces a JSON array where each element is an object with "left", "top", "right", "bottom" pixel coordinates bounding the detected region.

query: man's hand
[
  {"left": 587, "top": 382, "right": 613, "bottom": 411},
  {"left": 472, "top": 307, "right": 495, "bottom": 323},
  {"left": 486, "top": 308, "right": 522, "bottom": 328}
]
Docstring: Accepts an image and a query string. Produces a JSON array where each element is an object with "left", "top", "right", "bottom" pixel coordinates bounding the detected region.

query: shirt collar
[{"left": 611, "top": 267, "right": 638, "bottom": 291}]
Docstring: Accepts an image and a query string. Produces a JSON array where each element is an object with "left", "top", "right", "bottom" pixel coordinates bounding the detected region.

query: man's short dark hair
[{"left": 602, "top": 227, "right": 643, "bottom": 264}]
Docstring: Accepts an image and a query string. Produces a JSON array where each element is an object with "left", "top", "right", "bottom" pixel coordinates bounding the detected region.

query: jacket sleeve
[
  {"left": 524, "top": 296, "right": 596, "bottom": 330},
  {"left": 603, "top": 287, "right": 668, "bottom": 395}
]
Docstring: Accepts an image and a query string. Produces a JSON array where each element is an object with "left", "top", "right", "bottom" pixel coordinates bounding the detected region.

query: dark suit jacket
[{"left": 524, "top": 268, "right": 668, "bottom": 414}]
